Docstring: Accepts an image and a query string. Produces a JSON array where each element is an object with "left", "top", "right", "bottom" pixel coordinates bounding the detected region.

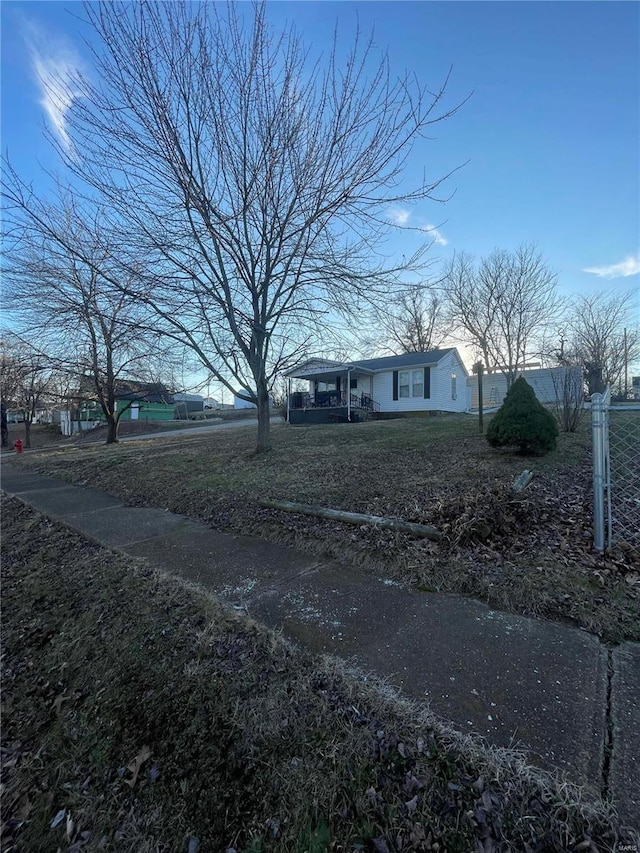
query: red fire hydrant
[{"left": 14, "top": 438, "right": 23, "bottom": 453}]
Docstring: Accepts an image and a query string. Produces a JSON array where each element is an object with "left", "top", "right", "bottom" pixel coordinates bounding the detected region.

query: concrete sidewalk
[{"left": 2, "top": 464, "right": 638, "bottom": 830}]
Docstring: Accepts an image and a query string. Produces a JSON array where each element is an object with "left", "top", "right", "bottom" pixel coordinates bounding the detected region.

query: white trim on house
[{"left": 287, "top": 348, "right": 470, "bottom": 414}]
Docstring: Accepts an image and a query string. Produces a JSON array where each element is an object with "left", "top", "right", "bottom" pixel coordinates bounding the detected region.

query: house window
[
  {"left": 398, "top": 370, "right": 425, "bottom": 398},
  {"left": 350, "top": 377, "right": 358, "bottom": 390},
  {"left": 489, "top": 386, "right": 498, "bottom": 403},
  {"left": 451, "top": 373, "right": 457, "bottom": 400},
  {"left": 411, "top": 370, "right": 423, "bottom": 398}
]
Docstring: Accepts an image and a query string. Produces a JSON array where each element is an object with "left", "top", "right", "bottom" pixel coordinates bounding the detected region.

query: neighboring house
[
  {"left": 234, "top": 389, "right": 257, "bottom": 409},
  {"left": 286, "top": 348, "right": 469, "bottom": 424},
  {"left": 80, "top": 381, "right": 175, "bottom": 424},
  {"left": 466, "top": 366, "right": 582, "bottom": 410},
  {"left": 173, "top": 392, "right": 204, "bottom": 418}
]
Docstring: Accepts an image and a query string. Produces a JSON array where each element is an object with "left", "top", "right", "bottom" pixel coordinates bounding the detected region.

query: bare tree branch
[
  {"left": 46, "top": 1, "right": 465, "bottom": 452},
  {"left": 562, "top": 291, "right": 640, "bottom": 396},
  {"left": 442, "top": 245, "right": 562, "bottom": 385},
  {"left": 2, "top": 184, "right": 178, "bottom": 444},
  {"left": 361, "top": 281, "right": 450, "bottom": 355},
  {"left": 0, "top": 333, "right": 56, "bottom": 448}
]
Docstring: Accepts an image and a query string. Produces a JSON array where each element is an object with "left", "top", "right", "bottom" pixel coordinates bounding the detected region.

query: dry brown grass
[
  {"left": 2, "top": 498, "right": 634, "bottom": 852},
  {"left": 12, "top": 415, "right": 638, "bottom": 643}
]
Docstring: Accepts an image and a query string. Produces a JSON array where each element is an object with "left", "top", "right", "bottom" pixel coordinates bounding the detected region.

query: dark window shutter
[
  {"left": 423, "top": 367, "right": 431, "bottom": 399},
  {"left": 392, "top": 371, "right": 398, "bottom": 401}
]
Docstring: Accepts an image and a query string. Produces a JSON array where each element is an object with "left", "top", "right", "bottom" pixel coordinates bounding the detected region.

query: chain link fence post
[{"left": 591, "top": 389, "right": 609, "bottom": 552}]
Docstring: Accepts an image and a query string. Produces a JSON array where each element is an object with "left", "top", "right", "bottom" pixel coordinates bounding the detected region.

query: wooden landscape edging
[{"left": 258, "top": 498, "right": 442, "bottom": 541}]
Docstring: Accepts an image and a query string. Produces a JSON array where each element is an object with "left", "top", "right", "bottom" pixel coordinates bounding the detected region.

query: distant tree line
[{"left": 365, "top": 244, "right": 638, "bottom": 399}]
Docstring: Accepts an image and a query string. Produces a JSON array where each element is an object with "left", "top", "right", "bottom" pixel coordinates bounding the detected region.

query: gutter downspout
[{"left": 347, "top": 368, "right": 352, "bottom": 421}]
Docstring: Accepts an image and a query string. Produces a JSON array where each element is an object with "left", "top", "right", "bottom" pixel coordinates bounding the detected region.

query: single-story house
[
  {"left": 80, "top": 381, "right": 175, "bottom": 424},
  {"left": 285, "top": 348, "right": 469, "bottom": 424}
]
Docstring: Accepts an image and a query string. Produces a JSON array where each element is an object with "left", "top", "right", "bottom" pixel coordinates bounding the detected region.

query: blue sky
[{"left": 2, "top": 0, "right": 639, "bottom": 302}]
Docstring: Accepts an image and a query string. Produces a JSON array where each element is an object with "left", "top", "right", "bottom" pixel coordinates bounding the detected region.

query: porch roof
[
  {"left": 286, "top": 362, "right": 375, "bottom": 380},
  {"left": 286, "top": 348, "right": 454, "bottom": 380}
]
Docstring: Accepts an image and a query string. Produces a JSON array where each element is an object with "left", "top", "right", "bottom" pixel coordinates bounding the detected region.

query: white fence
[{"left": 591, "top": 387, "right": 640, "bottom": 552}]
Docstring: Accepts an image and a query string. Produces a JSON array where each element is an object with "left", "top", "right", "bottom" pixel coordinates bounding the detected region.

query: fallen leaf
[
  {"left": 52, "top": 694, "right": 69, "bottom": 716},
  {"left": 124, "top": 745, "right": 151, "bottom": 788},
  {"left": 50, "top": 809, "right": 66, "bottom": 829}
]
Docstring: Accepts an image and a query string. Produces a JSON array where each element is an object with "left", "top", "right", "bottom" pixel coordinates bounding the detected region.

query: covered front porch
[
  {"left": 288, "top": 392, "right": 379, "bottom": 424},
  {"left": 286, "top": 361, "right": 380, "bottom": 424}
]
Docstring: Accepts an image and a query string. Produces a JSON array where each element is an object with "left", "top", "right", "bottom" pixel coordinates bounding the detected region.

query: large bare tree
[
  {"left": 363, "top": 283, "right": 449, "bottom": 355},
  {"left": 442, "top": 244, "right": 561, "bottom": 386},
  {"left": 2, "top": 185, "right": 173, "bottom": 444},
  {"left": 561, "top": 291, "right": 639, "bottom": 396},
  {"left": 50, "top": 1, "right": 462, "bottom": 452}
]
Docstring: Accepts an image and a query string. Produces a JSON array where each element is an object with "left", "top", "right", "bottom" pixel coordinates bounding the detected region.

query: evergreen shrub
[{"left": 486, "top": 376, "right": 559, "bottom": 455}]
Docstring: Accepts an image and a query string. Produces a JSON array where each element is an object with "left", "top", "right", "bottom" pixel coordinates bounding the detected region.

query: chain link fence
[{"left": 592, "top": 387, "right": 640, "bottom": 552}]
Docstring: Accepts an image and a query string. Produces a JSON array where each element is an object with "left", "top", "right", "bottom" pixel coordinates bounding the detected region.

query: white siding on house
[
  {"left": 467, "top": 366, "right": 581, "bottom": 410},
  {"left": 352, "top": 373, "right": 373, "bottom": 399},
  {"left": 234, "top": 391, "right": 257, "bottom": 409},
  {"left": 438, "top": 350, "right": 469, "bottom": 413},
  {"left": 373, "top": 350, "right": 469, "bottom": 413}
]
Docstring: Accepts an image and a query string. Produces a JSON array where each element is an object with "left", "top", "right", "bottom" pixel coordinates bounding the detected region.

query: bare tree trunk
[
  {"left": 30, "top": 1, "right": 463, "bottom": 458},
  {"left": 1, "top": 405, "right": 8, "bottom": 448},
  {"left": 23, "top": 419, "right": 32, "bottom": 449},
  {"left": 106, "top": 415, "right": 119, "bottom": 444},
  {"left": 256, "top": 383, "right": 271, "bottom": 454}
]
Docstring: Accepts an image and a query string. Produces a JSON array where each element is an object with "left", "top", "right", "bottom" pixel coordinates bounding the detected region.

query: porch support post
[{"left": 347, "top": 368, "right": 352, "bottom": 421}]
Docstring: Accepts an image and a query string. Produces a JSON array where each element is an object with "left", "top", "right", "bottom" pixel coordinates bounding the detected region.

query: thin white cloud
[
  {"left": 420, "top": 223, "right": 448, "bottom": 246},
  {"left": 24, "top": 20, "right": 86, "bottom": 155},
  {"left": 387, "top": 206, "right": 411, "bottom": 226},
  {"left": 583, "top": 254, "right": 640, "bottom": 279},
  {"left": 387, "top": 207, "right": 448, "bottom": 246}
]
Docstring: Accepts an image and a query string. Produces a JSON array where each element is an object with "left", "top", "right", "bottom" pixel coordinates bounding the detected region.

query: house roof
[
  {"left": 173, "top": 393, "right": 204, "bottom": 402},
  {"left": 114, "top": 380, "right": 174, "bottom": 405},
  {"left": 287, "top": 348, "right": 455, "bottom": 379},
  {"left": 350, "top": 349, "right": 454, "bottom": 372}
]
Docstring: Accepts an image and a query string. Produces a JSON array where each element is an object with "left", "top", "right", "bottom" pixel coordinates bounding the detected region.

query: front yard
[
  {"left": 11, "top": 413, "right": 639, "bottom": 643},
  {"left": 1, "top": 498, "right": 629, "bottom": 851}
]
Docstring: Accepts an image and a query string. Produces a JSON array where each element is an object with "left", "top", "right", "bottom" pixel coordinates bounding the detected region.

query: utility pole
[{"left": 624, "top": 327, "right": 628, "bottom": 400}]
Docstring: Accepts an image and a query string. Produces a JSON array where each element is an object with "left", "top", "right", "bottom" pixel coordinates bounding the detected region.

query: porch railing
[{"left": 289, "top": 391, "right": 379, "bottom": 413}]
